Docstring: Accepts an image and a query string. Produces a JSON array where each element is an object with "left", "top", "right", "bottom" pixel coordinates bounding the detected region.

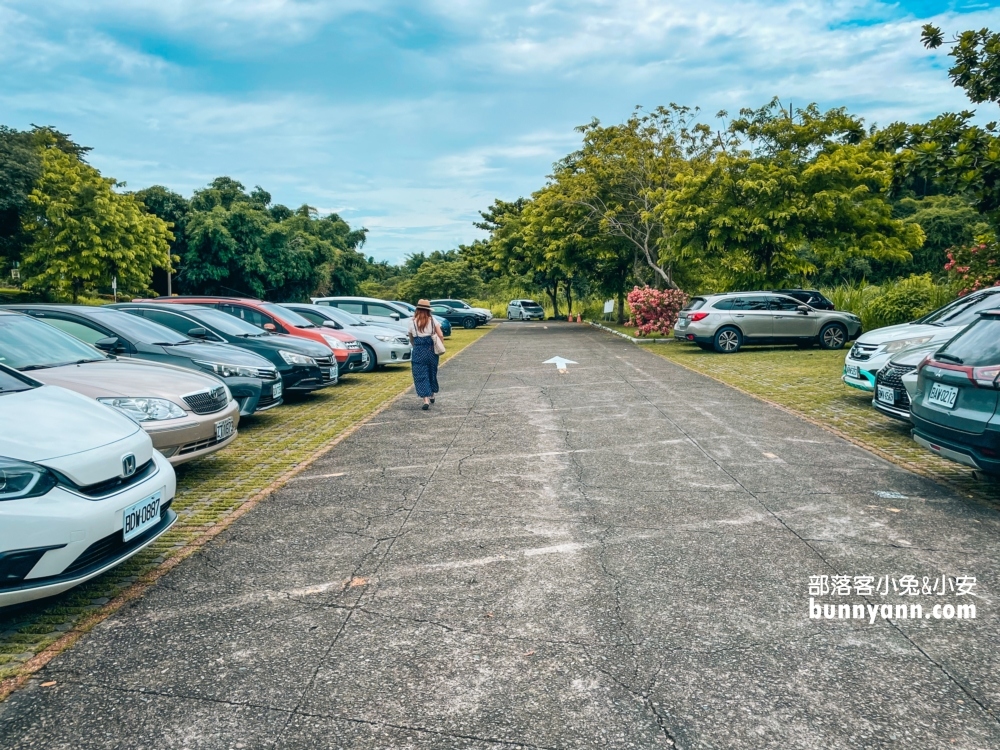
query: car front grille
[
  {"left": 876, "top": 363, "right": 916, "bottom": 410},
  {"left": 73, "top": 459, "right": 156, "bottom": 499},
  {"left": 178, "top": 433, "right": 233, "bottom": 456},
  {"left": 315, "top": 356, "right": 335, "bottom": 381},
  {"left": 256, "top": 391, "right": 280, "bottom": 409},
  {"left": 258, "top": 368, "right": 279, "bottom": 380},
  {"left": 849, "top": 343, "right": 879, "bottom": 362},
  {"left": 183, "top": 385, "right": 228, "bottom": 415},
  {"left": 63, "top": 500, "right": 173, "bottom": 576}
]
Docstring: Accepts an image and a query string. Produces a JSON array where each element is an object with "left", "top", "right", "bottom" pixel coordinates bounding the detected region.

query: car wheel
[
  {"left": 819, "top": 323, "right": 847, "bottom": 350},
  {"left": 462, "top": 316, "right": 477, "bottom": 329},
  {"left": 507, "top": 311, "right": 512, "bottom": 320},
  {"left": 713, "top": 326, "right": 742, "bottom": 354},
  {"left": 358, "top": 343, "right": 377, "bottom": 373}
]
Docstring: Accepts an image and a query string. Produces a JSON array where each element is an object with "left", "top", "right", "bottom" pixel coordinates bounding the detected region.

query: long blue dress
[{"left": 410, "top": 324, "right": 439, "bottom": 398}]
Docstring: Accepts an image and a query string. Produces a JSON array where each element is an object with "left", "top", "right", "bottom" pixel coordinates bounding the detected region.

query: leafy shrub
[
  {"left": 626, "top": 286, "right": 688, "bottom": 336},
  {"left": 863, "top": 274, "right": 941, "bottom": 328},
  {"left": 945, "top": 241, "right": 1000, "bottom": 296}
]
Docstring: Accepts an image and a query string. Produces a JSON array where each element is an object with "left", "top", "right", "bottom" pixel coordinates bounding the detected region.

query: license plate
[
  {"left": 876, "top": 385, "right": 895, "bottom": 405},
  {"left": 845, "top": 365, "right": 860, "bottom": 379},
  {"left": 927, "top": 382, "right": 959, "bottom": 409},
  {"left": 122, "top": 490, "right": 161, "bottom": 542},
  {"left": 215, "top": 417, "right": 234, "bottom": 441},
  {"left": 676, "top": 319, "right": 688, "bottom": 328},
  {"left": 271, "top": 380, "right": 282, "bottom": 400}
]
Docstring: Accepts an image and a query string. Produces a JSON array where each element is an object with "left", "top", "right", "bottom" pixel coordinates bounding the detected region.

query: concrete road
[{"left": 2, "top": 322, "right": 999, "bottom": 749}]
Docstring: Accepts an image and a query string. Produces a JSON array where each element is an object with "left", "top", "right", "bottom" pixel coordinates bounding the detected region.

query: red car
[{"left": 139, "top": 297, "right": 366, "bottom": 378}]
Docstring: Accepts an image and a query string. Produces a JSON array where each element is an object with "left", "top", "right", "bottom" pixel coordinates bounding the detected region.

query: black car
[
  {"left": 770, "top": 289, "right": 835, "bottom": 310},
  {"left": 1, "top": 304, "right": 275, "bottom": 416},
  {"left": 429, "top": 304, "right": 485, "bottom": 329},
  {"left": 109, "top": 303, "right": 335, "bottom": 396}
]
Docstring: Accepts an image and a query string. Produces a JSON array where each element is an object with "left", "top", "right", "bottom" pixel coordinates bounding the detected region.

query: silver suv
[{"left": 674, "top": 292, "right": 862, "bottom": 353}]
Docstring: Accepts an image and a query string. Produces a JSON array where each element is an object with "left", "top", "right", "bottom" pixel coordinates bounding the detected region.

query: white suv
[
  {"left": 843, "top": 288, "right": 1000, "bottom": 392},
  {"left": 0, "top": 365, "right": 177, "bottom": 608}
]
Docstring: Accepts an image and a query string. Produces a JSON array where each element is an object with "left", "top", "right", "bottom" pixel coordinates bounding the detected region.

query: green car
[{"left": 911, "top": 309, "right": 1000, "bottom": 474}]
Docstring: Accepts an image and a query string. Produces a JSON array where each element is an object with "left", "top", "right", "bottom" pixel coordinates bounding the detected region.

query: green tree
[
  {"left": 21, "top": 133, "right": 172, "bottom": 302},
  {"left": 399, "top": 257, "right": 483, "bottom": 301},
  {"left": 0, "top": 127, "right": 41, "bottom": 267},
  {"left": 660, "top": 101, "right": 923, "bottom": 289}
]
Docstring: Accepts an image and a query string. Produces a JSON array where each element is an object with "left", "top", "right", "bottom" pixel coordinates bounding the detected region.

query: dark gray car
[{"left": 1, "top": 305, "right": 276, "bottom": 417}]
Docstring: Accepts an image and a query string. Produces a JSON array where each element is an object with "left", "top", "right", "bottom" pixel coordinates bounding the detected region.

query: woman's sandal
[
  {"left": 421, "top": 403, "right": 429, "bottom": 410},
  {"left": 430, "top": 398, "right": 435, "bottom": 404}
]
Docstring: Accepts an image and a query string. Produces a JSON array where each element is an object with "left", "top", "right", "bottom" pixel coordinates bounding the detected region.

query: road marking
[{"left": 543, "top": 356, "right": 578, "bottom": 373}]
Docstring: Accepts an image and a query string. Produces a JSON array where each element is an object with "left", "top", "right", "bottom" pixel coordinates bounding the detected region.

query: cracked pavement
[{"left": 2, "top": 322, "right": 999, "bottom": 749}]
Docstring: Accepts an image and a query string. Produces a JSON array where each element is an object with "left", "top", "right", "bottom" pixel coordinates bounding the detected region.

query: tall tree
[
  {"left": 0, "top": 127, "right": 41, "bottom": 267},
  {"left": 21, "top": 132, "right": 172, "bottom": 302}
]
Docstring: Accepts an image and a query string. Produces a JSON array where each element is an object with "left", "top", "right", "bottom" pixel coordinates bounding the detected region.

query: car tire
[
  {"left": 713, "top": 326, "right": 742, "bottom": 353},
  {"left": 462, "top": 316, "right": 477, "bottom": 329},
  {"left": 819, "top": 323, "right": 847, "bottom": 350},
  {"left": 358, "top": 343, "right": 377, "bottom": 373},
  {"left": 507, "top": 312, "right": 512, "bottom": 320}
]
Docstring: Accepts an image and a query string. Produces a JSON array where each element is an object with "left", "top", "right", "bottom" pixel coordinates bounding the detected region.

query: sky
[{"left": 2, "top": 1, "right": 1000, "bottom": 264}]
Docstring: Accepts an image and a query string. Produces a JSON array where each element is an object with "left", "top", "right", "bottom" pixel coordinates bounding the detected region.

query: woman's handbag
[{"left": 432, "top": 328, "right": 446, "bottom": 355}]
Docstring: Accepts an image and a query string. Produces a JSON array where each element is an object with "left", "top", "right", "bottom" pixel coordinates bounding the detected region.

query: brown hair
[{"left": 413, "top": 308, "right": 432, "bottom": 332}]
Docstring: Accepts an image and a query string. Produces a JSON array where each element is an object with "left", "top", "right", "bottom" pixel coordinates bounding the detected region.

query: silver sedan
[{"left": 279, "top": 303, "right": 412, "bottom": 372}]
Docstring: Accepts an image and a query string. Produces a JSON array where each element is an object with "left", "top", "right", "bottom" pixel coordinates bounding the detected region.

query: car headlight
[
  {"left": 193, "top": 360, "right": 258, "bottom": 378},
  {"left": 374, "top": 335, "right": 395, "bottom": 342},
  {"left": 322, "top": 334, "right": 346, "bottom": 351},
  {"left": 98, "top": 397, "right": 186, "bottom": 422},
  {"left": 0, "top": 456, "right": 58, "bottom": 500},
  {"left": 882, "top": 336, "right": 933, "bottom": 354},
  {"left": 278, "top": 350, "right": 316, "bottom": 366}
]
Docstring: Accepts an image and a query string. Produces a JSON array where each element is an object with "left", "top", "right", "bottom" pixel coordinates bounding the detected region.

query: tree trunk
[
  {"left": 547, "top": 279, "right": 561, "bottom": 319},
  {"left": 642, "top": 241, "right": 678, "bottom": 290},
  {"left": 565, "top": 280, "right": 573, "bottom": 315},
  {"left": 617, "top": 284, "right": 626, "bottom": 325}
]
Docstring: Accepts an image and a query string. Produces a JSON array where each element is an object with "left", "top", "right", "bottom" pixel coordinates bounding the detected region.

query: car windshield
[
  {"left": 259, "top": 302, "right": 317, "bottom": 328},
  {"left": 90, "top": 308, "right": 190, "bottom": 344},
  {"left": 918, "top": 291, "right": 1000, "bottom": 327},
  {"left": 935, "top": 317, "right": 1000, "bottom": 367},
  {"left": 315, "top": 306, "right": 365, "bottom": 326},
  {"left": 0, "top": 366, "right": 36, "bottom": 395},
  {"left": 0, "top": 315, "right": 107, "bottom": 369},
  {"left": 522, "top": 301, "right": 542, "bottom": 308},
  {"left": 188, "top": 308, "right": 266, "bottom": 336}
]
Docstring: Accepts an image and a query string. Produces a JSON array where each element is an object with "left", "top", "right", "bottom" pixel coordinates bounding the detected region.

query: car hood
[
  {"left": 353, "top": 324, "right": 409, "bottom": 340},
  {"left": 244, "top": 333, "right": 331, "bottom": 359},
  {"left": 855, "top": 323, "right": 961, "bottom": 346},
  {"left": 162, "top": 341, "right": 272, "bottom": 367},
  {"left": 469, "top": 307, "right": 491, "bottom": 317},
  {"left": 24, "top": 359, "right": 221, "bottom": 402},
  {"left": 0, "top": 384, "right": 155, "bottom": 486},
  {"left": 888, "top": 341, "right": 945, "bottom": 367}
]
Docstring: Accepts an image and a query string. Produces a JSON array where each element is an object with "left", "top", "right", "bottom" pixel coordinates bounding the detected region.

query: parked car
[
  {"left": 429, "top": 299, "right": 493, "bottom": 323},
  {"left": 673, "top": 292, "right": 862, "bottom": 353},
  {"left": 0, "top": 310, "right": 241, "bottom": 465},
  {"left": 110, "top": 303, "right": 333, "bottom": 396},
  {"left": 911, "top": 309, "right": 1000, "bottom": 474},
  {"left": 2, "top": 304, "right": 273, "bottom": 417},
  {"left": 429, "top": 303, "right": 485, "bottom": 329},
  {"left": 843, "top": 287, "right": 1000, "bottom": 392},
  {"left": 769, "top": 289, "right": 835, "bottom": 310},
  {"left": 278, "top": 303, "right": 410, "bottom": 373},
  {"left": 389, "top": 301, "right": 453, "bottom": 337},
  {"left": 139, "top": 297, "right": 360, "bottom": 379},
  {"left": 507, "top": 299, "right": 545, "bottom": 320},
  {"left": 312, "top": 297, "right": 453, "bottom": 337},
  {"left": 871, "top": 340, "right": 943, "bottom": 422},
  {"left": 0, "top": 364, "right": 178, "bottom": 608}
]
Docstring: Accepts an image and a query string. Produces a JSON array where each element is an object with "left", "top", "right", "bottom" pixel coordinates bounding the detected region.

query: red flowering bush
[
  {"left": 626, "top": 286, "right": 688, "bottom": 336},
  {"left": 945, "top": 242, "right": 1000, "bottom": 296}
]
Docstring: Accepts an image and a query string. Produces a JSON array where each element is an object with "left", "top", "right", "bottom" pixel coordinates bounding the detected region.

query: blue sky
[{"left": 2, "top": 1, "right": 999, "bottom": 264}]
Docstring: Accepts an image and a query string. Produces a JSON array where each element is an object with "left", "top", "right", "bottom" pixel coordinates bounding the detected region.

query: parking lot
[{"left": 2, "top": 322, "right": 999, "bottom": 748}]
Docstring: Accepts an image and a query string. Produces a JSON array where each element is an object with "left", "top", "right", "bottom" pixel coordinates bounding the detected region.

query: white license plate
[
  {"left": 676, "top": 319, "right": 688, "bottom": 328},
  {"left": 876, "top": 385, "right": 895, "bottom": 405},
  {"left": 215, "top": 417, "right": 234, "bottom": 441},
  {"left": 271, "top": 380, "right": 282, "bottom": 400},
  {"left": 122, "top": 490, "right": 161, "bottom": 542},
  {"left": 846, "top": 365, "right": 860, "bottom": 379},
  {"left": 927, "top": 382, "right": 959, "bottom": 409}
]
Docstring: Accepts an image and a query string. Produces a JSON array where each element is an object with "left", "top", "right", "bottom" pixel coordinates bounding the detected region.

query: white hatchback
[{"left": 0, "top": 365, "right": 177, "bottom": 608}]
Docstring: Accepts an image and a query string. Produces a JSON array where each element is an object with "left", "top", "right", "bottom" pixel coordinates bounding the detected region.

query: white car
[
  {"left": 843, "top": 288, "right": 1000, "bottom": 391},
  {"left": 0, "top": 365, "right": 177, "bottom": 608}
]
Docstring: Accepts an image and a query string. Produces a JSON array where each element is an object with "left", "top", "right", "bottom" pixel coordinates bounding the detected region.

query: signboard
[{"left": 603, "top": 299, "right": 614, "bottom": 314}]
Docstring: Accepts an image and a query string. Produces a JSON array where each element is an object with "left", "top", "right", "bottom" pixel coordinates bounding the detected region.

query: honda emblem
[{"left": 122, "top": 454, "right": 137, "bottom": 478}]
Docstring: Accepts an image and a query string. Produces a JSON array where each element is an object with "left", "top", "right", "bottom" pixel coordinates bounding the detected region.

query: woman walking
[{"left": 408, "top": 299, "right": 444, "bottom": 410}]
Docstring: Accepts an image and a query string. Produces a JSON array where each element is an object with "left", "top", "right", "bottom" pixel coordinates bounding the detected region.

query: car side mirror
[
  {"left": 95, "top": 336, "right": 124, "bottom": 352},
  {"left": 187, "top": 327, "right": 209, "bottom": 339},
  {"left": 263, "top": 323, "right": 276, "bottom": 331},
  {"left": 321, "top": 321, "right": 342, "bottom": 330},
  {"left": 390, "top": 313, "right": 400, "bottom": 321},
  {"left": 796, "top": 305, "right": 810, "bottom": 314}
]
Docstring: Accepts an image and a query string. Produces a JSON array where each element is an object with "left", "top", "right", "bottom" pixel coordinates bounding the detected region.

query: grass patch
[
  {"left": 0, "top": 326, "right": 492, "bottom": 686},
  {"left": 647, "top": 342, "right": 996, "bottom": 503}
]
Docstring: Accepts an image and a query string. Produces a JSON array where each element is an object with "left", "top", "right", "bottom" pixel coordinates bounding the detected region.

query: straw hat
[{"left": 415, "top": 299, "right": 433, "bottom": 311}]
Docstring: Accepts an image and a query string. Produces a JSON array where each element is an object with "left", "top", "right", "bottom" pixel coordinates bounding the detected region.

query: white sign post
[
  {"left": 112, "top": 276, "right": 117, "bottom": 303},
  {"left": 603, "top": 299, "right": 614, "bottom": 320}
]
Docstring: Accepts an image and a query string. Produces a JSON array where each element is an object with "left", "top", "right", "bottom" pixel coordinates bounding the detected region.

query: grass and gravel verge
[
  {"left": 0, "top": 325, "right": 492, "bottom": 694},
  {"left": 646, "top": 342, "right": 998, "bottom": 505}
]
